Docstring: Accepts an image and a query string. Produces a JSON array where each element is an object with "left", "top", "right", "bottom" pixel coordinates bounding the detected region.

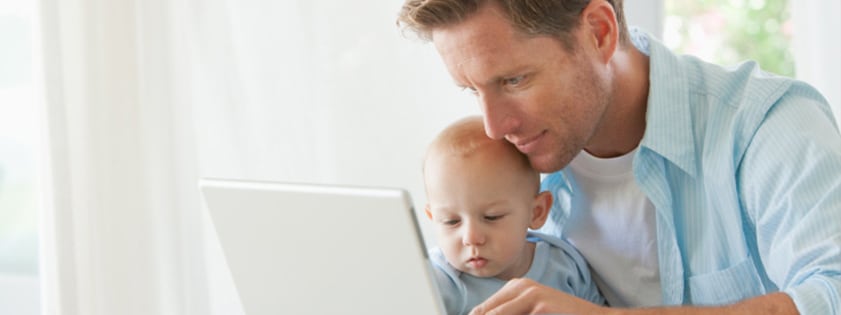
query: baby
[{"left": 423, "top": 116, "right": 604, "bottom": 314}]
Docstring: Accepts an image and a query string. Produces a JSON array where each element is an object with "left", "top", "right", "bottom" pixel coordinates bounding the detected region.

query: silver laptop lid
[{"left": 200, "top": 178, "right": 445, "bottom": 315}]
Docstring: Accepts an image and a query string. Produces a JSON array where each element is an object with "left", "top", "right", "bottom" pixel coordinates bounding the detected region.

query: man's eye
[{"left": 504, "top": 76, "right": 524, "bottom": 86}]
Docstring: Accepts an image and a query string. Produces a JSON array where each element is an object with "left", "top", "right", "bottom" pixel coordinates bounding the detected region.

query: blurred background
[{"left": 0, "top": 0, "right": 838, "bottom": 314}]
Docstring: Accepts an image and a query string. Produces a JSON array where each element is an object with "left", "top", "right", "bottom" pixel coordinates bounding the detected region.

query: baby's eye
[
  {"left": 484, "top": 215, "right": 504, "bottom": 221},
  {"left": 443, "top": 219, "right": 461, "bottom": 226}
]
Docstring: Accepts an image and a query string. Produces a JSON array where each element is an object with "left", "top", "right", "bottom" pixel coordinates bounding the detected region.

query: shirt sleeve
[
  {"left": 534, "top": 233, "right": 606, "bottom": 306},
  {"left": 428, "top": 248, "right": 467, "bottom": 315},
  {"left": 738, "top": 85, "right": 841, "bottom": 314}
]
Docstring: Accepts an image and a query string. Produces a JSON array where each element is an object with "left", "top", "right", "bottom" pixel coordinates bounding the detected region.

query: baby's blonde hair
[{"left": 424, "top": 116, "right": 539, "bottom": 191}]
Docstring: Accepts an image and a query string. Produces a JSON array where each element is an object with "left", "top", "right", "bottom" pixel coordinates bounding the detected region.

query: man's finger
[{"left": 469, "top": 278, "right": 537, "bottom": 315}]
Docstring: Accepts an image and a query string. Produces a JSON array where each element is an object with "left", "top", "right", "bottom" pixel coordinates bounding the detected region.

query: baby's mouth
[{"left": 467, "top": 257, "right": 488, "bottom": 268}]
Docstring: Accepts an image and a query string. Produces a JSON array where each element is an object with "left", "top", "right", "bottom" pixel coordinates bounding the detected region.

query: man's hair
[{"left": 397, "top": 0, "right": 628, "bottom": 50}]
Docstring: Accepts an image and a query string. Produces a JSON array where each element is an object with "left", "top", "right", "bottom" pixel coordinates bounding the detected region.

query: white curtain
[
  {"left": 39, "top": 0, "right": 208, "bottom": 313},
  {"left": 39, "top": 0, "right": 476, "bottom": 314}
]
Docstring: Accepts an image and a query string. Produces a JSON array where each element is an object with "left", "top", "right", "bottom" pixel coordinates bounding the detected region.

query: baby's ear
[
  {"left": 424, "top": 205, "right": 433, "bottom": 220},
  {"left": 529, "top": 191, "right": 553, "bottom": 229}
]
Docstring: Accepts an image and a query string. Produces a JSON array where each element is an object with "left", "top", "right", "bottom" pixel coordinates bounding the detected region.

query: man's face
[{"left": 431, "top": 4, "right": 612, "bottom": 172}]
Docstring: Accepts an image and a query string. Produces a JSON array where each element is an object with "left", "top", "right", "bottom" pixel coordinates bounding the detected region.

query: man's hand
[
  {"left": 468, "top": 278, "right": 606, "bottom": 315},
  {"left": 469, "top": 278, "right": 800, "bottom": 315}
]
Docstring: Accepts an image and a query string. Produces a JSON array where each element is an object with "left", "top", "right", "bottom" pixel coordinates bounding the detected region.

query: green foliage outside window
[{"left": 664, "top": 0, "right": 795, "bottom": 77}]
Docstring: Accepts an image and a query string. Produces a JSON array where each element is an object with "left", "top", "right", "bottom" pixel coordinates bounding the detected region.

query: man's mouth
[{"left": 508, "top": 130, "right": 546, "bottom": 154}]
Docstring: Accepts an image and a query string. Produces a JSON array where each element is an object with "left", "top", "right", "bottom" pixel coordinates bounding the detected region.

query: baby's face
[{"left": 424, "top": 146, "right": 544, "bottom": 280}]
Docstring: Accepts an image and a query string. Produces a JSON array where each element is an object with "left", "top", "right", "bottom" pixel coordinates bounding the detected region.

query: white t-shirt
[{"left": 565, "top": 148, "right": 662, "bottom": 307}]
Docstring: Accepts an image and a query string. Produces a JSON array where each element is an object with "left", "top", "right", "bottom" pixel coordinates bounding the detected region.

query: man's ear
[
  {"left": 424, "top": 205, "right": 433, "bottom": 220},
  {"left": 581, "top": 0, "right": 619, "bottom": 64},
  {"left": 529, "top": 191, "right": 553, "bottom": 229}
]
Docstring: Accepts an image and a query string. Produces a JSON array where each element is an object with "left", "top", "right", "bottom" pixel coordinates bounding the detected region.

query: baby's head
[{"left": 423, "top": 116, "right": 552, "bottom": 279}]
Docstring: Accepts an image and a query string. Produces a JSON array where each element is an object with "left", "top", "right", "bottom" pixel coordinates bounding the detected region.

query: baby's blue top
[{"left": 428, "top": 231, "right": 604, "bottom": 315}]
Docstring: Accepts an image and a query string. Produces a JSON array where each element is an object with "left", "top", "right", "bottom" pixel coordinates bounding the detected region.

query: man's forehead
[{"left": 432, "top": 27, "right": 524, "bottom": 79}]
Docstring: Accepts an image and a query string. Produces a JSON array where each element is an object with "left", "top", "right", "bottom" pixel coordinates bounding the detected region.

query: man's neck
[{"left": 585, "top": 44, "right": 650, "bottom": 158}]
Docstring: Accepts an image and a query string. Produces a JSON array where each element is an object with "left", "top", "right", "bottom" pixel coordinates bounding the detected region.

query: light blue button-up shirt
[{"left": 538, "top": 29, "right": 841, "bottom": 314}]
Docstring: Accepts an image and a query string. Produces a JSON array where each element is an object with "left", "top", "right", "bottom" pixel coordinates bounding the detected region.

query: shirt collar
[{"left": 633, "top": 29, "right": 698, "bottom": 178}]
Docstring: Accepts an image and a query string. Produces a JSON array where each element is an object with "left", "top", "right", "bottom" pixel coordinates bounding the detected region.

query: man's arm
[
  {"left": 736, "top": 88, "right": 841, "bottom": 315},
  {"left": 468, "top": 279, "right": 798, "bottom": 315},
  {"left": 614, "top": 292, "right": 797, "bottom": 315}
]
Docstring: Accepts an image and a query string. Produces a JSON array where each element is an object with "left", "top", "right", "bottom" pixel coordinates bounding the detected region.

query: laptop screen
[{"left": 200, "top": 178, "right": 445, "bottom": 315}]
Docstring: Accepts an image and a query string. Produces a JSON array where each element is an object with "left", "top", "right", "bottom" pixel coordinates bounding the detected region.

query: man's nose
[{"left": 478, "top": 94, "right": 516, "bottom": 140}]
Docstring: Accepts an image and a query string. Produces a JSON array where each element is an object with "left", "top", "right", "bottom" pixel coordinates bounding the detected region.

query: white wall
[
  {"left": 184, "top": 0, "right": 479, "bottom": 248},
  {"left": 188, "top": 0, "right": 663, "bottom": 243},
  {"left": 181, "top": 2, "right": 478, "bottom": 313},
  {"left": 791, "top": 0, "right": 841, "bottom": 120},
  {"left": 625, "top": 0, "right": 664, "bottom": 39}
]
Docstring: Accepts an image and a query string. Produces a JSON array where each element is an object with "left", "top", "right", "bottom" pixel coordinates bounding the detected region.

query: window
[
  {"left": 0, "top": 1, "right": 43, "bottom": 314},
  {"left": 663, "top": 0, "right": 794, "bottom": 77}
]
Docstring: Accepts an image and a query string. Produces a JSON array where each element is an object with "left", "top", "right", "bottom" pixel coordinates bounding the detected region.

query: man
[{"left": 397, "top": 0, "right": 841, "bottom": 314}]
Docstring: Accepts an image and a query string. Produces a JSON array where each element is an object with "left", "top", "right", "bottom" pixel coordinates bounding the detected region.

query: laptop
[{"left": 199, "top": 178, "right": 446, "bottom": 315}]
